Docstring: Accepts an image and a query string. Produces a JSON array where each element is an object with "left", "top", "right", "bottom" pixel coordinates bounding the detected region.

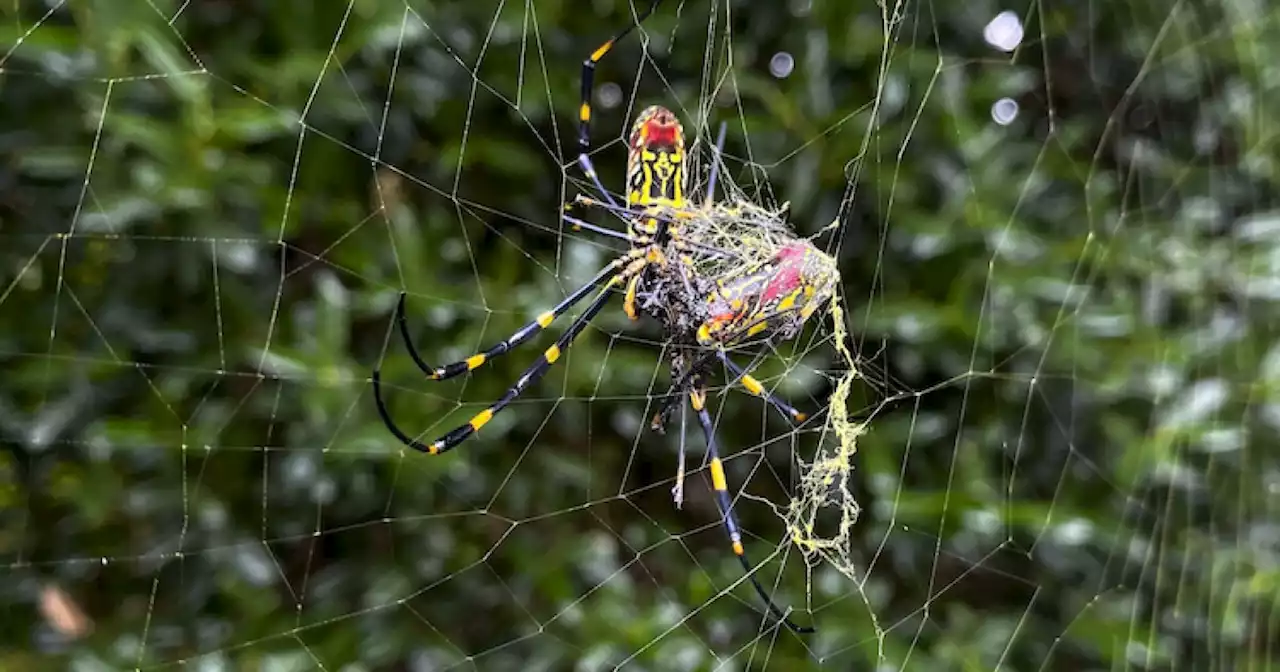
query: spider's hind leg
[
  {"left": 652, "top": 349, "right": 709, "bottom": 508},
  {"left": 688, "top": 381, "right": 814, "bottom": 634},
  {"left": 717, "top": 350, "right": 808, "bottom": 424}
]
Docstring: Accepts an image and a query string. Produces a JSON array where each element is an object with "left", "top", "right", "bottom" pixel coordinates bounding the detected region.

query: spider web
[{"left": 2, "top": 0, "right": 1277, "bottom": 669}]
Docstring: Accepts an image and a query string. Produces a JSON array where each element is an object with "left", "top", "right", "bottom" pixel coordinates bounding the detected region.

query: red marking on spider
[
  {"left": 643, "top": 122, "right": 679, "bottom": 147},
  {"left": 760, "top": 243, "right": 809, "bottom": 303},
  {"left": 631, "top": 106, "right": 682, "bottom": 149}
]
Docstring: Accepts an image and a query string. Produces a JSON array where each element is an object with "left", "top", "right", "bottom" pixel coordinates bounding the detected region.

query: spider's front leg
[
  {"left": 619, "top": 250, "right": 662, "bottom": 321},
  {"left": 565, "top": 195, "right": 660, "bottom": 321}
]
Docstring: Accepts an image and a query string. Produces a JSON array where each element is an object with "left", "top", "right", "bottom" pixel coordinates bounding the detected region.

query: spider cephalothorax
[{"left": 627, "top": 105, "right": 687, "bottom": 209}]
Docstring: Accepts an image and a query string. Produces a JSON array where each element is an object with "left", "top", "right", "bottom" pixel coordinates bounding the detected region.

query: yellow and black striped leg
[
  {"left": 716, "top": 351, "right": 808, "bottom": 424},
  {"left": 613, "top": 250, "right": 652, "bottom": 321},
  {"left": 690, "top": 385, "right": 815, "bottom": 634},
  {"left": 574, "top": 0, "right": 665, "bottom": 209},
  {"left": 373, "top": 277, "right": 621, "bottom": 455},
  {"left": 391, "top": 261, "right": 620, "bottom": 382},
  {"left": 649, "top": 353, "right": 703, "bottom": 434},
  {"left": 577, "top": 0, "right": 666, "bottom": 153}
]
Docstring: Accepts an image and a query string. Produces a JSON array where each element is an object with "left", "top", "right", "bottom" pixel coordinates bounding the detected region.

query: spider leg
[
  {"left": 650, "top": 349, "right": 711, "bottom": 433},
  {"left": 571, "top": 196, "right": 738, "bottom": 261},
  {"left": 705, "top": 121, "right": 728, "bottom": 205},
  {"left": 576, "top": 0, "right": 665, "bottom": 209},
  {"left": 389, "top": 259, "right": 623, "bottom": 382},
  {"left": 575, "top": 155, "right": 622, "bottom": 210},
  {"left": 653, "top": 343, "right": 809, "bottom": 434},
  {"left": 562, "top": 213, "right": 632, "bottom": 243},
  {"left": 716, "top": 350, "right": 808, "bottom": 424},
  {"left": 373, "top": 275, "right": 623, "bottom": 455},
  {"left": 689, "top": 385, "right": 815, "bottom": 634},
  {"left": 571, "top": 195, "right": 652, "bottom": 220},
  {"left": 578, "top": 0, "right": 665, "bottom": 155},
  {"left": 672, "top": 400, "right": 689, "bottom": 509}
]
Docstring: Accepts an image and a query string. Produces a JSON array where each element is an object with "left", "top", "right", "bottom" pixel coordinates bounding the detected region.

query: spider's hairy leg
[
  {"left": 388, "top": 259, "right": 622, "bottom": 381},
  {"left": 373, "top": 275, "right": 624, "bottom": 455},
  {"left": 624, "top": 275, "right": 642, "bottom": 320},
  {"left": 689, "top": 385, "right": 815, "bottom": 634},
  {"left": 717, "top": 350, "right": 808, "bottom": 424},
  {"left": 621, "top": 243, "right": 668, "bottom": 320}
]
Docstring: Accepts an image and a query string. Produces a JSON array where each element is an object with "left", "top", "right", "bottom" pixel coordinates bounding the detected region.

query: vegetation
[{"left": 2, "top": 0, "right": 1277, "bottom": 669}]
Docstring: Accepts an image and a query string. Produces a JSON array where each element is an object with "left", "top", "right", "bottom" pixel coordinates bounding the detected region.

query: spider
[{"left": 371, "top": 0, "right": 839, "bottom": 634}]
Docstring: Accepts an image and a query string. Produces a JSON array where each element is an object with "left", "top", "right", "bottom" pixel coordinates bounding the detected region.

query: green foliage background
[{"left": 2, "top": 0, "right": 1278, "bottom": 669}]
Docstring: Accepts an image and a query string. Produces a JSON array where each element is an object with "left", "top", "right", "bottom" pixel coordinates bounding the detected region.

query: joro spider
[{"left": 371, "top": 0, "right": 839, "bottom": 634}]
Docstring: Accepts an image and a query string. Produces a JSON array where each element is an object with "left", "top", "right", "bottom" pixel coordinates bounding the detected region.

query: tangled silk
[{"left": 658, "top": 201, "right": 867, "bottom": 583}]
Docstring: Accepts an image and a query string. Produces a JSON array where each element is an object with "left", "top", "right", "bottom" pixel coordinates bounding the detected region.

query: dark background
[{"left": 2, "top": 0, "right": 1277, "bottom": 669}]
